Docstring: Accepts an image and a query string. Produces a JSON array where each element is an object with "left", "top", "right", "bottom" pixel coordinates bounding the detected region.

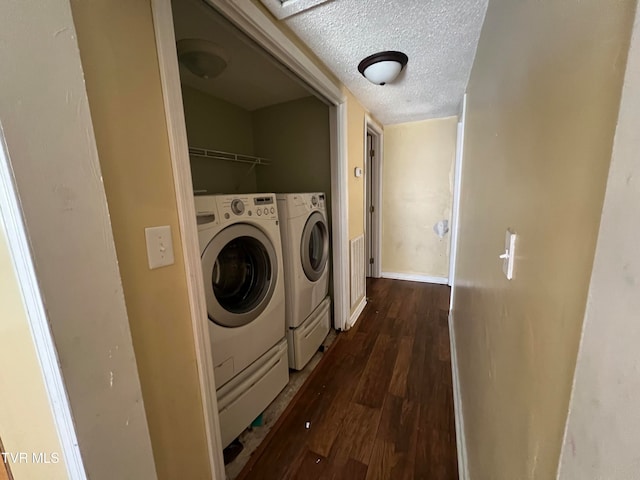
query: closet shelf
[{"left": 188, "top": 147, "right": 271, "bottom": 166}]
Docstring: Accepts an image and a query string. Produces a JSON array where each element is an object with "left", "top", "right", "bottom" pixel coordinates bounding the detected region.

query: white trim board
[
  {"left": 449, "top": 93, "right": 467, "bottom": 292},
  {"left": 329, "top": 102, "right": 351, "bottom": 331},
  {"left": 349, "top": 297, "right": 367, "bottom": 329},
  {"left": 150, "top": 1, "right": 225, "bottom": 478},
  {"left": 448, "top": 311, "right": 469, "bottom": 480},
  {"left": 381, "top": 272, "right": 449, "bottom": 285},
  {"left": 0, "top": 126, "right": 86, "bottom": 478}
]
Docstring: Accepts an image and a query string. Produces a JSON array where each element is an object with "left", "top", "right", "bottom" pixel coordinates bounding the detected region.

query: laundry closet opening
[{"left": 171, "top": 0, "right": 336, "bottom": 476}]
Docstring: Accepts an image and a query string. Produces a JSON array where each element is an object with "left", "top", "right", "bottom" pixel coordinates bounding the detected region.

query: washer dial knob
[
  {"left": 231, "top": 199, "right": 245, "bottom": 215},
  {"left": 311, "top": 195, "right": 318, "bottom": 206}
]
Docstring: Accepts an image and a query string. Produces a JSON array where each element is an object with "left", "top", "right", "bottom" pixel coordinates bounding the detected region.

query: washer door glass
[
  {"left": 201, "top": 224, "right": 278, "bottom": 327},
  {"left": 300, "top": 211, "right": 329, "bottom": 282}
]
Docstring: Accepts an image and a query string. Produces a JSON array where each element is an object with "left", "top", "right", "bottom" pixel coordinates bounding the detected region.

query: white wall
[
  {"left": 558, "top": 5, "right": 640, "bottom": 478},
  {"left": 0, "top": 1, "right": 156, "bottom": 478}
]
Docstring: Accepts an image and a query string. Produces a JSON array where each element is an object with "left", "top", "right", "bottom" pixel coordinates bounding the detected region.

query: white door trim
[
  {"left": 151, "top": 0, "right": 350, "bottom": 476},
  {"left": 0, "top": 129, "right": 87, "bottom": 479},
  {"left": 330, "top": 102, "right": 351, "bottom": 331},
  {"left": 449, "top": 94, "right": 467, "bottom": 299},
  {"left": 151, "top": 2, "right": 225, "bottom": 478},
  {"left": 364, "top": 115, "right": 383, "bottom": 279}
]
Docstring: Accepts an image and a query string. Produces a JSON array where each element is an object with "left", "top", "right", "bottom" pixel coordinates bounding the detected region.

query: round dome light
[
  {"left": 357, "top": 51, "right": 408, "bottom": 86},
  {"left": 176, "top": 39, "right": 229, "bottom": 80}
]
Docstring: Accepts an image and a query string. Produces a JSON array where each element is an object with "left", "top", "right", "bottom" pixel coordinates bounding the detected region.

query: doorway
[
  {"left": 151, "top": 0, "right": 350, "bottom": 478},
  {"left": 364, "top": 117, "right": 383, "bottom": 279}
]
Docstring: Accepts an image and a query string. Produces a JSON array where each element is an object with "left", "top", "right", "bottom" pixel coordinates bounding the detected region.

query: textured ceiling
[
  {"left": 172, "top": 0, "right": 311, "bottom": 111},
  {"left": 263, "top": 0, "right": 488, "bottom": 124}
]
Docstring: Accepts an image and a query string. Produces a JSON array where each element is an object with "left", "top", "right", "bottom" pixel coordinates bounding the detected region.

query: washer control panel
[
  {"left": 218, "top": 195, "right": 278, "bottom": 221},
  {"left": 231, "top": 199, "right": 245, "bottom": 216}
]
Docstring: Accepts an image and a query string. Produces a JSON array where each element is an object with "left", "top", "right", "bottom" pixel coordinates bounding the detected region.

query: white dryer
[
  {"left": 195, "top": 194, "right": 289, "bottom": 448},
  {"left": 277, "top": 192, "right": 331, "bottom": 370}
]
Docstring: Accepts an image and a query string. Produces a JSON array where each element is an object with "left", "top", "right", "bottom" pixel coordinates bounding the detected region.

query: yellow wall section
[
  {"left": 0, "top": 224, "right": 68, "bottom": 480},
  {"left": 452, "top": 1, "right": 635, "bottom": 479},
  {"left": 345, "top": 89, "right": 366, "bottom": 240},
  {"left": 70, "top": 1, "right": 211, "bottom": 479},
  {"left": 182, "top": 86, "right": 258, "bottom": 194},
  {"left": 382, "top": 117, "right": 457, "bottom": 279}
]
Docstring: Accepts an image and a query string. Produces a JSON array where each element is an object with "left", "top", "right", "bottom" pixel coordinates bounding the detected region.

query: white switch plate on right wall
[{"left": 503, "top": 229, "right": 517, "bottom": 280}]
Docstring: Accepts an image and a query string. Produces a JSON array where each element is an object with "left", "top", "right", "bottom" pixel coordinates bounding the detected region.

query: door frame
[
  {"left": 151, "top": 1, "right": 350, "bottom": 477},
  {"left": 449, "top": 94, "right": 467, "bottom": 302},
  {"left": 364, "top": 115, "right": 383, "bottom": 279}
]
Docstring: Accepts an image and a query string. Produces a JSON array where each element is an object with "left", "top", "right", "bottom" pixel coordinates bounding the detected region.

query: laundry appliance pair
[{"left": 195, "top": 192, "right": 331, "bottom": 447}]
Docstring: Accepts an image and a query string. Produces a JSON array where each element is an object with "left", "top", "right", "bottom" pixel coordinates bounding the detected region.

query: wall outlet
[{"left": 145, "top": 225, "right": 175, "bottom": 269}]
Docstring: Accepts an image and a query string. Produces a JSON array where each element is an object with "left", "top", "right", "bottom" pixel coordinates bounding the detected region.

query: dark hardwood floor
[{"left": 237, "top": 278, "right": 457, "bottom": 480}]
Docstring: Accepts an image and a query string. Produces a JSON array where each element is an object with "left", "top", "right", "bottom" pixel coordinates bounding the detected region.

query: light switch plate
[
  {"left": 145, "top": 225, "right": 174, "bottom": 269},
  {"left": 502, "top": 229, "right": 517, "bottom": 280}
]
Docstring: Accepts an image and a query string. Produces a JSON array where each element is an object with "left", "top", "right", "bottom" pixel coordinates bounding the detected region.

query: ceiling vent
[{"left": 261, "top": 0, "right": 331, "bottom": 20}]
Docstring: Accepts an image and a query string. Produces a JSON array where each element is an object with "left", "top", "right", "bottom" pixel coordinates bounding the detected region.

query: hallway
[{"left": 238, "top": 278, "right": 457, "bottom": 479}]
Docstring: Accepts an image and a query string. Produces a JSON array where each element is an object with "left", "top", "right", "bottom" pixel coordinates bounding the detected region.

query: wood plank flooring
[
  {"left": 237, "top": 278, "right": 457, "bottom": 480},
  {"left": 0, "top": 438, "right": 11, "bottom": 480}
]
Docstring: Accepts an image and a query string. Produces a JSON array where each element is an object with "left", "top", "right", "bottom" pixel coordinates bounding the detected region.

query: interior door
[{"left": 365, "top": 132, "right": 374, "bottom": 277}]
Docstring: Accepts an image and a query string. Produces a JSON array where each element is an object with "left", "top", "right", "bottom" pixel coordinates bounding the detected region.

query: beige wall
[
  {"left": 382, "top": 117, "right": 457, "bottom": 279},
  {"left": 182, "top": 85, "right": 258, "bottom": 194},
  {"left": 452, "top": 0, "right": 635, "bottom": 479},
  {"left": 0, "top": 224, "right": 67, "bottom": 480},
  {"left": 558, "top": 5, "right": 640, "bottom": 478},
  {"left": 253, "top": 96, "right": 332, "bottom": 224},
  {"left": 70, "top": 1, "right": 211, "bottom": 479}
]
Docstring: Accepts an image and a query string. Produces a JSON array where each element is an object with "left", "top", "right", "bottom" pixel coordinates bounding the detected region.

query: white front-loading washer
[
  {"left": 277, "top": 192, "right": 331, "bottom": 370},
  {"left": 195, "top": 193, "right": 289, "bottom": 447}
]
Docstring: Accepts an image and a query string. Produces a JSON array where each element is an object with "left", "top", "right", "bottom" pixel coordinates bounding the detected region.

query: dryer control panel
[
  {"left": 303, "top": 193, "right": 326, "bottom": 212},
  {"left": 218, "top": 195, "right": 278, "bottom": 221},
  {"left": 311, "top": 193, "right": 326, "bottom": 210}
]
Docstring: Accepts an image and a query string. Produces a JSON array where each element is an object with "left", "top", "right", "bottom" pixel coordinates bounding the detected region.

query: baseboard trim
[
  {"left": 348, "top": 296, "right": 367, "bottom": 329},
  {"left": 448, "top": 311, "right": 469, "bottom": 480},
  {"left": 381, "top": 272, "right": 449, "bottom": 285}
]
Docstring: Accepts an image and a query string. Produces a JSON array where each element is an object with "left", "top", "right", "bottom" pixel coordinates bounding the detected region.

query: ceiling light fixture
[
  {"left": 176, "top": 39, "right": 229, "bottom": 80},
  {"left": 357, "top": 51, "right": 408, "bottom": 86}
]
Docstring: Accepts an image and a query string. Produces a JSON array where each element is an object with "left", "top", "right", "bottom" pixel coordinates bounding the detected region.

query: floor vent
[{"left": 350, "top": 234, "right": 365, "bottom": 308}]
